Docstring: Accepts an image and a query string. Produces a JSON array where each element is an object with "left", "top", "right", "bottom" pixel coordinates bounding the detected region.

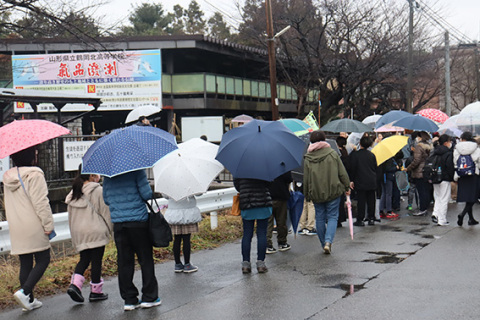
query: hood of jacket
[
  {"left": 455, "top": 141, "right": 478, "bottom": 155},
  {"left": 304, "top": 144, "right": 336, "bottom": 163},
  {"left": 2, "top": 166, "right": 43, "bottom": 192},
  {"left": 65, "top": 182, "right": 101, "bottom": 208},
  {"left": 433, "top": 144, "right": 452, "bottom": 156},
  {"left": 307, "top": 141, "right": 331, "bottom": 153},
  {"left": 417, "top": 141, "right": 433, "bottom": 153}
]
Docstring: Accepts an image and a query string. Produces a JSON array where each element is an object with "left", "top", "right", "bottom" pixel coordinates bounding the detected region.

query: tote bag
[{"left": 145, "top": 199, "right": 173, "bottom": 248}]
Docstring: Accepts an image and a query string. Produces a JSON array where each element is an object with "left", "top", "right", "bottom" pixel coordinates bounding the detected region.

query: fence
[{"left": 0, "top": 187, "right": 237, "bottom": 255}]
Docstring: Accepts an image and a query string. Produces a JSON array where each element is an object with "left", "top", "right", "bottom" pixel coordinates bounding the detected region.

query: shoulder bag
[{"left": 144, "top": 198, "right": 172, "bottom": 248}]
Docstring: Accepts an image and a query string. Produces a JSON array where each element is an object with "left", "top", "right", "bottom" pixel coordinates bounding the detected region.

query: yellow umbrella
[{"left": 371, "top": 135, "right": 409, "bottom": 166}]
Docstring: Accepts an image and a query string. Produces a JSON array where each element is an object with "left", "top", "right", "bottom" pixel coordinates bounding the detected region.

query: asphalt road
[{"left": 1, "top": 201, "right": 479, "bottom": 320}]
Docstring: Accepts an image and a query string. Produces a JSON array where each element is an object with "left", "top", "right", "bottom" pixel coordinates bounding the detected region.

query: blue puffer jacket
[{"left": 103, "top": 170, "right": 152, "bottom": 223}]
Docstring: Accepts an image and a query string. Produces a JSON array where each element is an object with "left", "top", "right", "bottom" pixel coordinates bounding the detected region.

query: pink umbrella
[
  {"left": 346, "top": 195, "right": 354, "bottom": 240},
  {"left": 231, "top": 114, "right": 254, "bottom": 123},
  {"left": 375, "top": 123, "right": 405, "bottom": 132},
  {"left": 0, "top": 120, "right": 70, "bottom": 158},
  {"left": 417, "top": 108, "right": 449, "bottom": 124}
]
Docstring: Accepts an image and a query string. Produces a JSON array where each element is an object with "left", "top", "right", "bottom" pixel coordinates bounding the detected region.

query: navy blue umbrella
[
  {"left": 375, "top": 110, "right": 411, "bottom": 129},
  {"left": 393, "top": 114, "right": 439, "bottom": 132},
  {"left": 82, "top": 125, "right": 178, "bottom": 177},
  {"left": 215, "top": 120, "right": 306, "bottom": 181}
]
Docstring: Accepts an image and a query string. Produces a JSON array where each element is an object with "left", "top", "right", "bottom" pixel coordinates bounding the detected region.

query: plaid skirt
[{"left": 170, "top": 223, "right": 199, "bottom": 235}]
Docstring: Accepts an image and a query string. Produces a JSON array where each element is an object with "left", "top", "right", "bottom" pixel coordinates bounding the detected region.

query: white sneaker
[
  {"left": 22, "top": 299, "right": 42, "bottom": 312},
  {"left": 13, "top": 289, "right": 32, "bottom": 311},
  {"left": 140, "top": 298, "right": 162, "bottom": 308}
]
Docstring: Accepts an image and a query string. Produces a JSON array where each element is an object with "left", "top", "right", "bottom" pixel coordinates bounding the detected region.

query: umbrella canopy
[
  {"left": 375, "top": 110, "right": 411, "bottom": 129},
  {"left": 393, "top": 114, "right": 439, "bottom": 132},
  {"left": 460, "top": 101, "right": 480, "bottom": 114},
  {"left": 125, "top": 105, "right": 162, "bottom": 124},
  {"left": 278, "top": 118, "right": 313, "bottom": 136},
  {"left": 417, "top": 108, "right": 449, "bottom": 124},
  {"left": 215, "top": 119, "right": 305, "bottom": 181},
  {"left": 371, "top": 135, "right": 409, "bottom": 166},
  {"left": 321, "top": 119, "right": 372, "bottom": 133},
  {"left": 374, "top": 123, "right": 405, "bottom": 132},
  {"left": 287, "top": 191, "right": 304, "bottom": 237},
  {"left": 0, "top": 119, "right": 70, "bottom": 158},
  {"left": 82, "top": 125, "right": 178, "bottom": 177},
  {"left": 362, "top": 114, "right": 382, "bottom": 128},
  {"left": 437, "top": 116, "right": 463, "bottom": 137},
  {"left": 153, "top": 138, "right": 224, "bottom": 201},
  {"left": 231, "top": 114, "right": 254, "bottom": 123},
  {"left": 443, "top": 112, "right": 480, "bottom": 136}
]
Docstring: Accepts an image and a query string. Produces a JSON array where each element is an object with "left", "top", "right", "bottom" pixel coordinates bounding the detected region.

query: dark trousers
[
  {"left": 392, "top": 182, "right": 401, "bottom": 210},
  {"left": 338, "top": 194, "right": 347, "bottom": 223},
  {"left": 460, "top": 202, "right": 476, "bottom": 220},
  {"left": 113, "top": 223, "right": 158, "bottom": 305},
  {"left": 19, "top": 248, "right": 50, "bottom": 300},
  {"left": 356, "top": 190, "right": 376, "bottom": 221},
  {"left": 242, "top": 218, "right": 268, "bottom": 262},
  {"left": 173, "top": 234, "right": 191, "bottom": 265},
  {"left": 414, "top": 178, "right": 432, "bottom": 211},
  {"left": 267, "top": 200, "right": 288, "bottom": 246},
  {"left": 74, "top": 246, "right": 105, "bottom": 283}
]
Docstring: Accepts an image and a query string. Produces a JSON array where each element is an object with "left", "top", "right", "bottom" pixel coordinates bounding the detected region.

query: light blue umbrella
[
  {"left": 393, "top": 114, "right": 439, "bottom": 132},
  {"left": 375, "top": 110, "right": 411, "bottom": 129},
  {"left": 82, "top": 125, "right": 178, "bottom": 177},
  {"left": 215, "top": 120, "right": 305, "bottom": 181}
]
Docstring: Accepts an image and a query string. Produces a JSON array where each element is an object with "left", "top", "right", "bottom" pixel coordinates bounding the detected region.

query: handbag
[
  {"left": 145, "top": 198, "right": 173, "bottom": 248},
  {"left": 231, "top": 193, "right": 241, "bottom": 216}
]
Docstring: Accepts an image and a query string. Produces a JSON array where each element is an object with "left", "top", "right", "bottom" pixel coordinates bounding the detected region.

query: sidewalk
[{"left": 1, "top": 202, "right": 479, "bottom": 320}]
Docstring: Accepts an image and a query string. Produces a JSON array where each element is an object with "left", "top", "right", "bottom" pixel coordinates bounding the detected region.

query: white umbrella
[
  {"left": 460, "top": 101, "right": 480, "bottom": 114},
  {"left": 125, "top": 105, "right": 162, "bottom": 124},
  {"left": 153, "top": 138, "right": 224, "bottom": 201},
  {"left": 362, "top": 114, "right": 382, "bottom": 128}
]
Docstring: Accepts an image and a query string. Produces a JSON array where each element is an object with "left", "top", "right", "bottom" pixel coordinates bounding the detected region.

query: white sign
[
  {"left": 0, "top": 157, "right": 9, "bottom": 182},
  {"left": 12, "top": 49, "right": 162, "bottom": 112},
  {"left": 181, "top": 116, "right": 224, "bottom": 142},
  {"left": 64, "top": 141, "right": 95, "bottom": 171}
]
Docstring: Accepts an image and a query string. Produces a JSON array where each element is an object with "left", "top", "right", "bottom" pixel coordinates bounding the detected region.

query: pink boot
[
  {"left": 89, "top": 279, "right": 108, "bottom": 302},
  {"left": 67, "top": 274, "right": 85, "bottom": 303}
]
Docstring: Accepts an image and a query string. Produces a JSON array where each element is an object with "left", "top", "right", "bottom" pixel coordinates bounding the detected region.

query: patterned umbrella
[
  {"left": 82, "top": 125, "right": 178, "bottom": 177},
  {"left": 417, "top": 108, "right": 449, "bottom": 124},
  {"left": 278, "top": 118, "right": 313, "bottom": 136},
  {"left": 0, "top": 119, "right": 70, "bottom": 158}
]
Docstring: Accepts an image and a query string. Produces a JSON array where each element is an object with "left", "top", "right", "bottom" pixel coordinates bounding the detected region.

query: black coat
[
  {"left": 268, "top": 172, "right": 292, "bottom": 201},
  {"left": 234, "top": 178, "right": 272, "bottom": 210},
  {"left": 432, "top": 145, "right": 454, "bottom": 182},
  {"left": 349, "top": 149, "right": 377, "bottom": 191}
]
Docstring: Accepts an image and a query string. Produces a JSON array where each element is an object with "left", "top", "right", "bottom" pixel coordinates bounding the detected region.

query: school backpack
[
  {"left": 456, "top": 154, "right": 475, "bottom": 177},
  {"left": 422, "top": 154, "right": 442, "bottom": 184}
]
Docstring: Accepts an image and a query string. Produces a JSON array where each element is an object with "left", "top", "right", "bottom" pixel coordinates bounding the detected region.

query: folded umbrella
[
  {"left": 287, "top": 191, "right": 304, "bottom": 237},
  {"left": 371, "top": 135, "right": 409, "bottom": 166},
  {"left": 215, "top": 120, "right": 305, "bottom": 181},
  {"left": 0, "top": 119, "right": 70, "bottom": 158},
  {"left": 153, "top": 138, "right": 224, "bottom": 201},
  {"left": 321, "top": 119, "right": 372, "bottom": 133},
  {"left": 82, "top": 125, "right": 178, "bottom": 177},
  {"left": 346, "top": 195, "right": 354, "bottom": 240}
]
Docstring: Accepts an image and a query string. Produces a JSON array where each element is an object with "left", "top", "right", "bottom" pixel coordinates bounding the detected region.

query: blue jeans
[
  {"left": 242, "top": 218, "right": 269, "bottom": 262},
  {"left": 314, "top": 197, "right": 341, "bottom": 247}
]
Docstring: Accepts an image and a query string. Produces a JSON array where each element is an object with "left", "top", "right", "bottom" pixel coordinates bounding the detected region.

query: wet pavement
[{"left": 1, "top": 201, "right": 480, "bottom": 320}]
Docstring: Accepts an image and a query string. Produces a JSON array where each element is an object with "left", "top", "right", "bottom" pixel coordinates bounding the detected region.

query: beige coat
[
  {"left": 65, "top": 182, "right": 112, "bottom": 252},
  {"left": 3, "top": 166, "right": 54, "bottom": 255}
]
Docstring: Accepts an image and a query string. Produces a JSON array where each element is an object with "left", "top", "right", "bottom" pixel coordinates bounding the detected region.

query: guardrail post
[{"left": 210, "top": 211, "right": 218, "bottom": 230}]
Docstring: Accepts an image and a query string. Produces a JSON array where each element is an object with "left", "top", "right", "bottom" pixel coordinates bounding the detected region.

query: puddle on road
[
  {"left": 414, "top": 242, "right": 429, "bottom": 247},
  {"left": 379, "top": 225, "right": 403, "bottom": 232},
  {"left": 362, "top": 251, "right": 414, "bottom": 264},
  {"left": 322, "top": 283, "right": 366, "bottom": 298},
  {"left": 421, "top": 234, "right": 434, "bottom": 239}
]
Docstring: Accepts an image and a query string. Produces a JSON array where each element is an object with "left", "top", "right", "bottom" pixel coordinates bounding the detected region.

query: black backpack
[{"left": 423, "top": 154, "right": 442, "bottom": 184}]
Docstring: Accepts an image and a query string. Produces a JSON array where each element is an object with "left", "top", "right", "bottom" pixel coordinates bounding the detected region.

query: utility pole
[
  {"left": 406, "top": 0, "right": 414, "bottom": 113},
  {"left": 444, "top": 31, "right": 451, "bottom": 116},
  {"left": 265, "top": 0, "right": 279, "bottom": 120}
]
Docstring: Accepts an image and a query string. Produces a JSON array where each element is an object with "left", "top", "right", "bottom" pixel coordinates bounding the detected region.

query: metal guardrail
[{"left": 0, "top": 187, "right": 237, "bottom": 255}]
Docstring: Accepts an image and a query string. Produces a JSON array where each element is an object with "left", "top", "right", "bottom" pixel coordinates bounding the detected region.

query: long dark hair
[{"left": 71, "top": 165, "right": 90, "bottom": 201}]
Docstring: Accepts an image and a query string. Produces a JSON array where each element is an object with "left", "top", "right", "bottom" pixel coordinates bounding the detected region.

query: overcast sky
[{"left": 90, "top": 0, "right": 480, "bottom": 42}]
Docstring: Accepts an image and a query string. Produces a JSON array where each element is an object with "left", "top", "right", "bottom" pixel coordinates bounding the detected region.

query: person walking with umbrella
[
  {"left": 303, "top": 130, "right": 351, "bottom": 254},
  {"left": 234, "top": 178, "right": 273, "bottom": 273},
  {"left": 3, "top": 146, "right": 54, "bottom": 312},
  {"left": 65, "top": 168, "right": 112, "bottom": 303},
  {"left": 102, "top": 170, "right": 161, "bottom": 311}
]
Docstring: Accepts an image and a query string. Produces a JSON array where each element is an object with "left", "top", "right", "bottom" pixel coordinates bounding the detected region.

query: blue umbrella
[
  {"left": 374, "top": 110, "right": 411, "bottom": 129},
  {"left": 287, "top": 191, "right": 304, "bottom": 237},
  {"left": 82, "top": 125, "right": 178, "bottom": 177},
  {"left": 215, "top": 119, "right": 305, "bottom": 181},
  {"left": 393, "top": 114, "right": 439, "bottom": 132}
]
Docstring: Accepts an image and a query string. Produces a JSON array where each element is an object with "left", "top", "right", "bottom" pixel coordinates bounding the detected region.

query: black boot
[{"left": 457, "top": 214, "right": 464, "bottom": 226}]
